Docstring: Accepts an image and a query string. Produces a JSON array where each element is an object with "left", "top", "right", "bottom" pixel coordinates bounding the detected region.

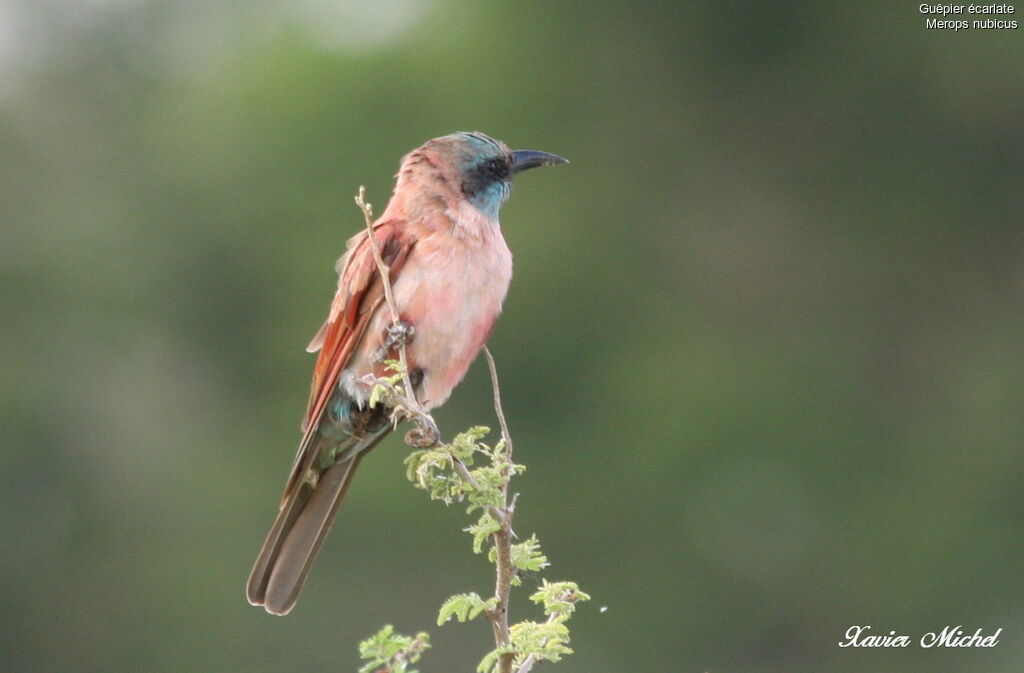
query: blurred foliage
[
  {"left": 2, "top": 1, "right": 1023, "bottom": 672},
  {"left": 358, "top": 625, "right": 430, "bottom": 673}
]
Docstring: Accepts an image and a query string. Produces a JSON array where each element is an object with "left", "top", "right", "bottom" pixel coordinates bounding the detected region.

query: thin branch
[
  {"left": 483, "top": 346, "right": 514, "bottom": 459},
  {"left": 450, "top": 458, "right": 506, "bottom": 520},
  {"left": 492, "top": 526, "right": 514, "bottom": 673},
  {"left": 482, "top": 346, "right": 517, "bottom": 673},
  {"left": 355, "top": 187, "right": 415, "bottom": 400},
  {"left": 355, "top": 187, "right": 400, "bottom": 327},
  {"left": 355, "top": 187, "right": 437, "bottom": 446}
]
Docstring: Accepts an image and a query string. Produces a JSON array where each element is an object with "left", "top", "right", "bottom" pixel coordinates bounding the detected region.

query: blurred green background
[{"left": 2, "top": 1, "right": 1023, "bottom": 671}]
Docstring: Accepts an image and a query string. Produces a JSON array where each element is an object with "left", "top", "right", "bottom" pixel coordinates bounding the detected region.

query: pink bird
[{"left": 247, "top": 132, "right": 567, "bottom": 615}]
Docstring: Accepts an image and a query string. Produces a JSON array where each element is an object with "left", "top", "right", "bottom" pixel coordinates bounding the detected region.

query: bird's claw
[
  {"left": 404, "top": 417, "right": 440, "bottom": 448},
  {"left": 373, "top": 320, "right": 415, "bottom": 363},
  {"left": 385, "top": 404, "right": 439, "bottom": 448},
  {"left": 386, "top": 320, "right": 414, "bottom": 349}
]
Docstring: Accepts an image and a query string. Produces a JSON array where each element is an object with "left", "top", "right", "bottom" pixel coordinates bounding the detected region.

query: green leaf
[
  {"left": 358, "top": 625, "right": 430, "bottom": 673},
  {"left": 381, "top": 358, "right": 406, "bottom": 375},
  {"left": 404, "top": 448, "right": 462, "bottom": 503},
  {"left": 509, "top": 535, "right": 549, "bottom": 573},
  {"left": 476, "top": 649, "right": 499, "bottom": 673},
  {"left": 529, "top": 580, "right": 591, "bottom": 618},
  {"left": 368, "top": 382, "right": 385, "bottom": 409},
  {"left": 509, "top": 620, "right": 572, "bottom": 664},
  {"left": 466, "top": 513, "right": 501, "bottom": 554},
  {"left": 449, "top": 426, "right": 491, "bottom": 462},
  {"left": 437, "top": 592, "right": 489, "bottom": 625},
  {"left": 476, "top": 644, "right": 515, "bottom": 673}
]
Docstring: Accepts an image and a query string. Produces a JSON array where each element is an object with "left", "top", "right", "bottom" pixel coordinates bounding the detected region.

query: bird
[{"left": 246, "top": 131, "right": 568, "bottom": 615}]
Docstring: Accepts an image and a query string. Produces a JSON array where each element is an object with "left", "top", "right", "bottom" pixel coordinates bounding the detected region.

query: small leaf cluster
[
  {"left": 367, "top": 359, "right": 408, "bottom": 409},
  {"left": 357, "top": 625, "right": 430, "bottom": 673},
  {"left": 530, "top": 581, "right": 590, "bottom": 619},
  {"left": 436, "top": 592, "right": 497, "bottom": 625},
  {"left": 476, "top": 582, "right": 591, "bottom": 673},
  {"left": 404, "top": 426, "right": 523, "bottom": 516}
]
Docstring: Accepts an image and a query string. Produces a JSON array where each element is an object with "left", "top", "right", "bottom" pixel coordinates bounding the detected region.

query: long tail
[{"left": 247, "top": 428, "right": 391, "bottom": 615}]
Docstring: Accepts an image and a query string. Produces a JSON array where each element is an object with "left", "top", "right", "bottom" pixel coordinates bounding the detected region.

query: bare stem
[
  {"left": 484, "top": 346, "right": 514, "bottom": 460},
  {"left": 355, "top": 187, "right": 400, "bottom": 328},
  {"left": 355, "top": 187, "right": 436, "bottom": 445},
  {"left": 355, "top": 187, "right": 413, "bottom": 396},
  {"left": 481, "top": 346, "right": 517, "bottom": 673}
]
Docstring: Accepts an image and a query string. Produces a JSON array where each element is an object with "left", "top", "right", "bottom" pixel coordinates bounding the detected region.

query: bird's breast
[
  {"left": 349, "top": 211, "right": 513, "bottom": 410},
  {"left": 397, "top": 228, "right": 512, "bottom": 408}
]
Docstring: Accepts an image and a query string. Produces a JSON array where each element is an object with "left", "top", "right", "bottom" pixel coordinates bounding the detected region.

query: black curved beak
[{"left": 511, "top": 149, "right": 569, "bottom": 174}]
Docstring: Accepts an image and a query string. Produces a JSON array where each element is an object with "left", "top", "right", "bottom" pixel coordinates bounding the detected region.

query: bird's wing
[{"left": 280, "top": 220, "right": 413, "bottom": 503}]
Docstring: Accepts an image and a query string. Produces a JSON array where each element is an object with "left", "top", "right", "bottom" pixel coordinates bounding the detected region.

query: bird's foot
[
  {"left": 404, "top": 415, "right": 440, "bottom": 448},
  {"left": 386, "top": 320, "right": 415, "bottom": 348},
  {"left": 372, "top": 320, "right": 415, "bottom": 363},
  {"left": 385, "top": 402, "right": 439, "bottom": 448}
]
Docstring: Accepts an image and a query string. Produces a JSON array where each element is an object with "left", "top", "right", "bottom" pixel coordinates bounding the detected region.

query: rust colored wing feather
[
  {"left": 248, "top": 220, "right": 413, "bottom": 611},
  {"left": 282, "top": 220, "right": 413, "bottom": 503}
]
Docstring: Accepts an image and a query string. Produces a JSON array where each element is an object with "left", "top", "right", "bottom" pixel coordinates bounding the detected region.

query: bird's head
[{"left": 398, "top": 131, "right": 568, "bottom": 220}]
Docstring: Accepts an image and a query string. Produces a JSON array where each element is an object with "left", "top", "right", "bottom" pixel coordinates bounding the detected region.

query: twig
[
  {"left": 484, "top": 346, "right": 513, "bottom": 459},
  {"left": 481, "top": 346, "right": 516, "bottom": 673},
  {"left": 449, "top": 458, "right": 506, "bottom": 526},
  {"left": 355, "top": 187, "right": 413, "bottom": 397},
  {"left": 355, "top": 187, "right": 437, "bottom": 446}
]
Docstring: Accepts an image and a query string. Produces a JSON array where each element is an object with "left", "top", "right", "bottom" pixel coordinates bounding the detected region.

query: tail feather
[
  {"left": 246, "top": 477, "right": 314, "bottom": 606},
  {"left": 247, "top": 428, "right": 391, "bottom": 615}
]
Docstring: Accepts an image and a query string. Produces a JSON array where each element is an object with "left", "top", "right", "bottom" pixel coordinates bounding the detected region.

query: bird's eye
[
  {"left": 482, "top": 157, "right": 510, "bottom": 181},
  {"left": 461, "top": 156, "right": 511, "bottom": 200}
]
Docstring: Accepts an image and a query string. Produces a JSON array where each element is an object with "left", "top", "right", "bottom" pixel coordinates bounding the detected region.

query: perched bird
[{"left": 247, "top": 132, "right": 567, "bottom": 615}]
